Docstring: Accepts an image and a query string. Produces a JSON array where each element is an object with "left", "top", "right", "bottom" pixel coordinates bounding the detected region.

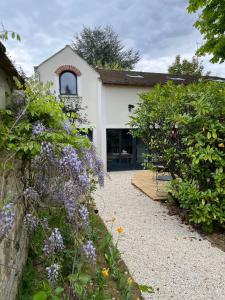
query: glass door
[{"left": 107, "top": 129, "right": 145, "bottom": 171}]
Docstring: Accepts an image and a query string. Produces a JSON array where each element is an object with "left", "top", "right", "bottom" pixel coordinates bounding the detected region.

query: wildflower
[
  {"left": 218, "top": 143, "right": 224, "bottom": 148},
  {"left": 117, "top": 226, "right": 124, "bottom": 234},
  {"left": 127, "top": 277, "right": 133, "bottom": 285},
  {"left": 24, "top": 214, "right": 39, "bottom": 232},
  {"left": 82, "top": 240, "right": 96, "bottom": 263},
  {"left": 101, "top": 268, "right": 109, "bottom": 277},
  {"left": 32, "top": 122, "right": 46, "bottom": 135},
  {"left": 46, "top": 263, "right": 61, "bottom": 285},
  {"left": 43, "top": 228, "right": 64, "bottom": 256},
  {"left": 79, "top": 205, "right": 89, "bottom": 227}
]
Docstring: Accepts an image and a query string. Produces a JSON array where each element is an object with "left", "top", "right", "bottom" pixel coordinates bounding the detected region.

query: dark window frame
[{"left": 59, "top": 71, "right": 78, "bottom": 96}]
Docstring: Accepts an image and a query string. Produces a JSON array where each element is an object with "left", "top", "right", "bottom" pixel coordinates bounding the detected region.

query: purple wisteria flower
[
  {"left": 0, "top": 203, "right": 15, "bottom": 240},
  {"left": 63, "top": 120, "right": 72, "bottom": 134},
  {"left": 60, "top": 146, "right": 90, "bottom": 193},
  {"left": 43, "top": 228, "right": 64, "bottom": 257},
  {"left": 79, "top": 205, "right": 89, "bottom": 227},
  {"left": 32, "top": 122, "right": 46, "bottom": 135},
  {"left": 83, "top": 147, "right": 105, "bottom": 187},
  {"left": 24, "top": 214, "right": 39, "bottom": 232},
  {"left": 64, "top": 180, "right": 77, "bottom": 221},
  {"left": 41, "top": 142, "right": 53, "bottom": 155},
  {"left": 60, "top": 146, "right": 84, "bottom": 175},
  {"left": 46, "top": 263, "right": 61, "bottom": 285},
  {"left": 82, "top": 240, "right": 96, "bottom": 263}
]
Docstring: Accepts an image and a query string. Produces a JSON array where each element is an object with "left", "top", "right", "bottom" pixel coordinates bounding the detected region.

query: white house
[{"left": 35, "top": 45, "right": 225, "bottom": 171}]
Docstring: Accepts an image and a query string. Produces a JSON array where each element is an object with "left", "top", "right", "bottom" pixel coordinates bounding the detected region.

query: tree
[
  {"left": 71, "top": 26, "right": 140, "bottom": 70},
  {"left": 168, "top": 55, "right": 210, "bottom": 77},
  {"left": 188, "top": 0, "right": 225, "bottom": 63}
]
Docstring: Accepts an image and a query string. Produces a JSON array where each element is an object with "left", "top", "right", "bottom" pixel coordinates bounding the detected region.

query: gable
[{"left": 36, "top": 45, "right": 99, "bottom": 80}]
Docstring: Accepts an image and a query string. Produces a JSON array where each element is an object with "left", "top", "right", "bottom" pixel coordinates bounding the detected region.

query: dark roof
[
  {"left": 96, "top": 68, "right": 225, "bottom": 87},
  {"left": 0, "top": 41, "right": 24, "bottom": 82}
]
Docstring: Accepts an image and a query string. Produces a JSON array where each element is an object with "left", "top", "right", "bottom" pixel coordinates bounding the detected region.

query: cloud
[{"left": 1, "top": 0, "right": 224, "bottom": 77}]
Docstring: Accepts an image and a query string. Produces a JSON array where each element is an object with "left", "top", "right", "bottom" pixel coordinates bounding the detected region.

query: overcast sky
[{"left": 1, "top": 0, "right": 224, "bottom": 77}]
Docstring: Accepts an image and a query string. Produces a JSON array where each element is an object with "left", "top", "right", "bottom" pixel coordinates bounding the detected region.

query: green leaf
[
  {"left": 79, "top": 273, "right": 91, "bottom": 284},
  {"left": 139, "top": 284, "right": 154, "bottom": 293},
  {"left": 207, "top": 132, "right": 211, "bottom": 139},
  {"left": 54, "top": 287, "right": 64, "bottom": 295},
  {"left": 33, "top": 291, "right": 48, "bottom": 300}
]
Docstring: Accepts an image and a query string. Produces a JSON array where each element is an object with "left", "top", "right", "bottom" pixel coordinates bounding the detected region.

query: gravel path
[{"left": 94, "top": 171, "right": 225, "bottom": 300}]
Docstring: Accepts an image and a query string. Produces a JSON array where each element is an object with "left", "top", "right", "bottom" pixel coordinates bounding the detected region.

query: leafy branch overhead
[
  {"left": 188, "top": 0, "right": 225, "bottom": 63},
  {"left": 71, "top": 26, "right": 140, "bottom": 70},
  {"left": 0, "top": 24, "right": 21, "bottom": 41}
]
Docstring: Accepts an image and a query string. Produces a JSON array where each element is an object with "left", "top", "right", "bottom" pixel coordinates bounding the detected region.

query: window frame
[{"left": 59, "top": 70, "right": 78, "bottom": 96}]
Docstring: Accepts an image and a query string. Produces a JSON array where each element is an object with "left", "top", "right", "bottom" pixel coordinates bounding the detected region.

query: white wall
[
  {"left": 0, "top": 69, "right": 11, "bottom": 109},
  {"left": 101, "top": 85, "right": 150, "bottom": 127}
]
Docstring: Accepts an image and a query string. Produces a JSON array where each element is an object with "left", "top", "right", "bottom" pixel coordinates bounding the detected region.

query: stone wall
[{"left": 0, "top": 161, "right": 29, "bottom": 300}]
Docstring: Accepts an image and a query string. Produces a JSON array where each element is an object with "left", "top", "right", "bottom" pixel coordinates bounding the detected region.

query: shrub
[{"left": 130, "top": 81, "right": 225, "bottom": 230}]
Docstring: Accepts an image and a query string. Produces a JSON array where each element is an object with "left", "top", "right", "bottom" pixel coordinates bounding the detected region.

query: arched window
[{"left": 59, "top": 71, "right": 77, "bottom": 95}]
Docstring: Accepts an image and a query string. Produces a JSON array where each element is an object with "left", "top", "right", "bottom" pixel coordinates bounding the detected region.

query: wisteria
[
  {"left": 32, "top": 122, "right": 46, "bottom": 135},
  {"left": 43, "top": 228, "right": 64, "bottom": 257},
  {"left": 83, "top": 240, "right": 96, "bottom": 263},
  {"left": 83, "top": 147, "right": 105, "bottom": 187},
  {"left": 24, "top": 214, "right": 39, "bottom": 232},
  {"left": 46, "top": 263, "right": 61, "bottom": 285},
  {"left": 60, "top": 146, "right": 84, "bottom": 175},
  {"left": 41, "top": 141, "right": 53, "bottom": 156},
  {"left": 0, "top": 203, "right": 15, "bottom": 240},
  {"left": 63, "top": 120, "right": 72, "bottom": 134},
  {"left": 79, "top": 205, "right": 89, "bottom": 227}
]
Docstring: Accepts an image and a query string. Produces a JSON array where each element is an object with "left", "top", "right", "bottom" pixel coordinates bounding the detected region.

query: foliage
[
  {"left": 0, "top": 78, "right": 145, "bottom": 299},
  {"left": 188, "top": 0, "right": 225, "bottom": 63},
  {"left": 168, "top": 54, "right": 210, "bottom": 77},
  {"left": 71, "top": 26, "right": 140, "bottom": 70},
  {"left": 17, "top": 207, "right": 144, "bottom": 299},
  {"left": 130, "top": 81, "right": 225, "bottom": 230},
  {"left": 0, "top": 24, "right": 21, "bottom": 41}
]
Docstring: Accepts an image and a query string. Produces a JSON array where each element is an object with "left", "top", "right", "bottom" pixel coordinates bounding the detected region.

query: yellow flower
[
  {"left": 218, "top": 143, "right": 225, "bottom": 148},
  {"left": 101, "top": 268, "right": 109, "bottom": 277},
  {"left": 117, "top": 226, "right": 124, "bottom": 234},
  {"left": 127, "top": 277, "right": 133, "bottom": 285}
]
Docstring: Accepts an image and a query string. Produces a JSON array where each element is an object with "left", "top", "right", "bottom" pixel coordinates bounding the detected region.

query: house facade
[{"left": 35, "top": 45, "right": 225, "bottom": 171}]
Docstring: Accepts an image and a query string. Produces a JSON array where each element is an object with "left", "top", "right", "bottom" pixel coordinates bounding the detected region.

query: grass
[{"left": 17, "top": 203, "right": 144, "bottom": 300}]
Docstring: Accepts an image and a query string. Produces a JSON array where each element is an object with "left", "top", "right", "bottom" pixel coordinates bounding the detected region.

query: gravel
[{"left": 94, "top": 171, "right": 225, "bottom": 300}]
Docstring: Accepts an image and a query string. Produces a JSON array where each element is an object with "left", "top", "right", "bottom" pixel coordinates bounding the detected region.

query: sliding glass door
[{"left": 107, "top": 129, "right": 145, "bottom": 171}]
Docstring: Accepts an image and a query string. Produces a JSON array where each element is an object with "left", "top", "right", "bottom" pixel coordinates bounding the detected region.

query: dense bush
[{"left": 130, "top": 81, "right": 225, "bottom": 230}]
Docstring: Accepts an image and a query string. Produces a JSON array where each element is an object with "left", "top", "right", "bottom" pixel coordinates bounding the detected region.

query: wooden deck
[{"left": 131, "top": 170, "right": 168, "bottom": 200}]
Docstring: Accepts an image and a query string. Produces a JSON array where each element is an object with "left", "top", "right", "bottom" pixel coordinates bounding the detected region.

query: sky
[{"left": 1, "top": 0, "right": 224, "bottom": 77}]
